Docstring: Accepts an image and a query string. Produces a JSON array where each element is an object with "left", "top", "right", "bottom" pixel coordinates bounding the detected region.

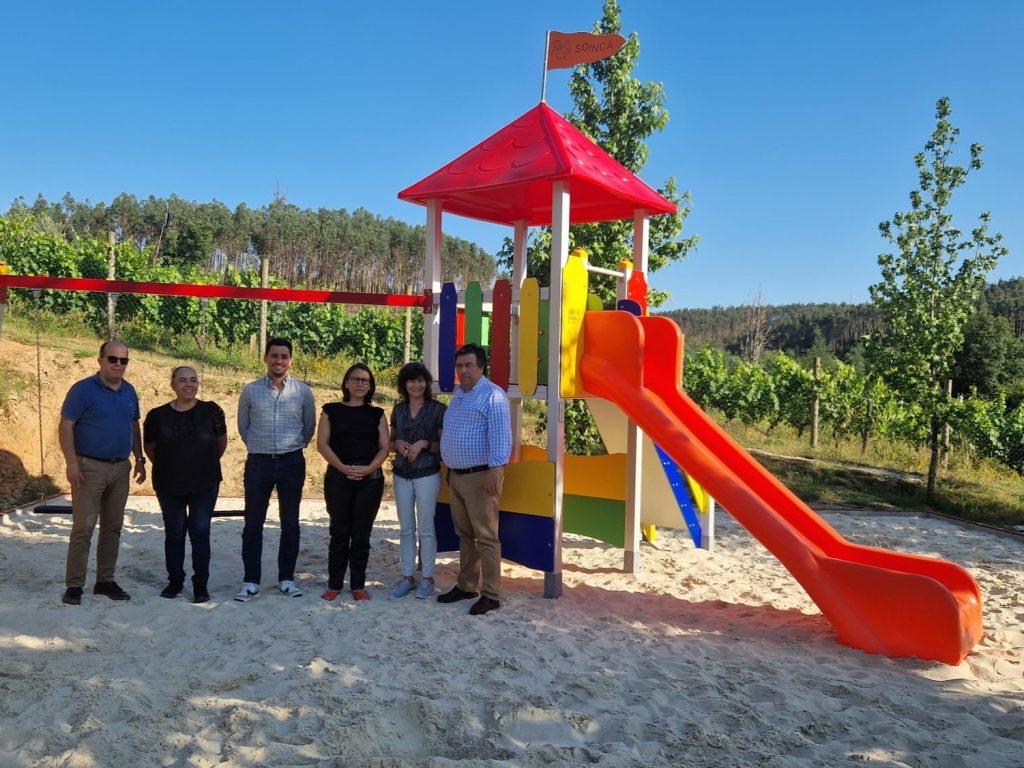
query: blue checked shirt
[
  {"left": 440, "top": 376, "right": 512, "bottom": 470},
  {"left": 237, "top": 375, "right": 316, "bottom": 455}
]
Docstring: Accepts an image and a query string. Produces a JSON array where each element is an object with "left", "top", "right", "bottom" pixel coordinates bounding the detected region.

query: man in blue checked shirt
[
  {"left": 438, "top": 343, "right": 512, "bottom": 615},
  {"left": 234, "top": 338, "right": 316, "bottom": 602}
]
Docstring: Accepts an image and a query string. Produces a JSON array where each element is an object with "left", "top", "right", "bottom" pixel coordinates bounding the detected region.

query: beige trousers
[
  {"left": 447, "top": 470, "right": 502, "bottom": 600},
  {"left": 65, "top": 457, "right": 130, "bottom": 588}
]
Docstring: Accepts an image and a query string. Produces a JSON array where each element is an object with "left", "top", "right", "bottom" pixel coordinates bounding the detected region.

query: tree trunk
[
  {"left": 942, "top": 378, "right": 952, "bottom": 467},
  {"left": 861, "top": 399, "right": 873, "bottom": 455},
  {"left": 926, "top": 415, "right": 942, "bottom": 502},
  {"left": 811, "top": 356, "right": 820, "bottom": 449}
]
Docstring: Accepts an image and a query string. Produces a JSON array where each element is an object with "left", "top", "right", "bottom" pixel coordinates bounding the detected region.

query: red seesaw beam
[{"left": 0, "top": 274, "right": 430, "bottom": 309}]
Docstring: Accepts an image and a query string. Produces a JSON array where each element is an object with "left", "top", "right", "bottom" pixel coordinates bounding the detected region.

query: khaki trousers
[
  {"left": 447, "top": 470, "right": 502, "bottom": 600},
  {"left": 65, "top": 457, "right": 131, "bottom": 588}
]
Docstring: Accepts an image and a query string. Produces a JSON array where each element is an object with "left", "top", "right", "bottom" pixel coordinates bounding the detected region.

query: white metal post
[
  {"left": 545, "top": 182, "right": 570, "bottom": 598},
  {"left": 424, "top": 200, "right": 443, "bottom": 379},
  {"left": 623, "top": 213, "right": 651, "bottom": 572},
  {"left": 509, "top": 219, "right": 528, "bottom": 462},
  {"left": 701, "top": 499, "right": 716, "bottom": 551}
]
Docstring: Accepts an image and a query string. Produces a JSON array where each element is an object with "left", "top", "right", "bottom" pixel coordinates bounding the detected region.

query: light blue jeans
[{"left": 393, "top": 472, "right": 441, "bottom": 578}]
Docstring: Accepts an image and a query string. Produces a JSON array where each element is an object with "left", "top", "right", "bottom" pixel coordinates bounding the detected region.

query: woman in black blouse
[
  {"left": 316, "top": 363, "right": 390, "bottom": 601},
  {"left": 143, "top": 366, "right": 227, "bottom": 603}
]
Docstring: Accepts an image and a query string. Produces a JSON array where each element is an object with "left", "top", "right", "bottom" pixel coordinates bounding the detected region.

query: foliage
[
  {"left": 0, "top": 215, "right": 419, "bottom": 370},
  {"left": 564, "top": 400, "right": 607, "bottom": 456},
  {"left": 6, "top": 192, "right": 496, "bottom": 296},
  {"left": 494, "top": 0, "right": 699, "bottom": 455},
  {"left": 682, "top": 347, "right": 730, "bottom": 411},
  {"left": 726, "top": 359, "right": 779, "bottom": 427},
  {"left": 765, "top": 352, "right": 815, "bottom": 435},
  {"left": 562, "top": 0, "right": 697, "bottom": 308},
  {"left": 497, "top": 0, "right": 697, "bottom": 309},
  {"left": 866, "top": 97, "right": 1007, "bottom": 498},
  {"left": 660, "top": 278, "right": 1024, "bottom": 377},
  {"left": 661, "top": 302, "right": 886, "bottom": 363},
  {"left": 952, "top": 310, "right": 1024, "bottom": 397}
]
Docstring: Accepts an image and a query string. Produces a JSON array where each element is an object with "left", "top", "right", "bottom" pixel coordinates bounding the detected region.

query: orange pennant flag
[{"left": 545, "top": 31, "right": 627, "bottom": 70}]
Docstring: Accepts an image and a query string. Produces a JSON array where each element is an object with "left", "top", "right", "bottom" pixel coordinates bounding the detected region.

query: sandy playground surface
[{"left": 0, "top": 496, "right": 1022, "bottom": 767}]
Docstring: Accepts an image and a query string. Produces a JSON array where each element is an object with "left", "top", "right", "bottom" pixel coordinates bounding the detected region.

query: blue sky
[{"left": 2, "top": 1, "right": 1020, "bottom": 309}]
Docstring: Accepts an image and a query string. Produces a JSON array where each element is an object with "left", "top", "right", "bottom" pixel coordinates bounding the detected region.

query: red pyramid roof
[{"left": 398, "top": 102, "right": 676, "bottom": 227}]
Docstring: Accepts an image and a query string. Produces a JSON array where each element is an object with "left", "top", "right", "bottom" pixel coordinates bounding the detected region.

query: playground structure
[
  {"left": 0, "top": 101, "right": 984, "bottom": 664},
  {"left": 398, "top": 102, "right": 983, "bottom": 665}
]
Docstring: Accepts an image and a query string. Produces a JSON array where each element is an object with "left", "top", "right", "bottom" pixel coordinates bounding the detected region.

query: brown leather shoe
[
  {"left": 62, "top": 587, "right": 83, "bottom": 605},
  {"left": 469, "top": 596, "right": 500, "bottom": 615},
  {"left": 437, "top": 586, "right": 479, "bottom": 604}
]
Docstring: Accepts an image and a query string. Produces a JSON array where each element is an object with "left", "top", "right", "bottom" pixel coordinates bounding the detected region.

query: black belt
[
  {"left": 249, "top": 449, "right": 302, "bottom": 459},
  {"left": 79, "top": 454, "right": 127, "bottom": 463},
  {"left": 450, "top": 465, "right": 490, "bottom": 475}
]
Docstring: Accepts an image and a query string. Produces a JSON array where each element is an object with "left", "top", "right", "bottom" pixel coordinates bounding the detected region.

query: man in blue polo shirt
[{"left": 58, "top": 340, "right": 146, "bottom": 605}]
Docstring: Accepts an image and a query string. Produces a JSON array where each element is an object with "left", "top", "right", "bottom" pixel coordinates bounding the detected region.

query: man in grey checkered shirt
[{"left": 234, "top": 337, "right": 316, "bottom": 602}]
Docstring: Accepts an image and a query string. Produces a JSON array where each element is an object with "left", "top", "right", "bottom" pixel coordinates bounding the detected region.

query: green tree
[
  {"left": 867, "top": 97, "right": 1007, "bottom": 499},
  {"left": 563, "top": 0, "right": 697, "bottom": 307},
  {"left": 953, "top": 310, "right": 1023, "bottom": 397},
  {"left": 500, "top": 0, "right": 697, "bottom": 454},
  {"left": 499, "top": 0, "right": 697, "bottom": 306}
]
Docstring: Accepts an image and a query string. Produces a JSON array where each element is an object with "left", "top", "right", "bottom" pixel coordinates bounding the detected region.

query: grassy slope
[{"left": 3, "top": 311, "right": 1021, "bottom": 527}]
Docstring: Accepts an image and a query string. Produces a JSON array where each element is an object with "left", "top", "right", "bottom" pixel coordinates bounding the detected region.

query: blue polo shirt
[{"left": 61, "top": 374, "right": 140, "bottom": 460}]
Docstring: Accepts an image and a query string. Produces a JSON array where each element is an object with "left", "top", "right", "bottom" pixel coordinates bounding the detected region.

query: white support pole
[
  {"left": 701, "top": 499, "right": 716, "bottom": 552},
  {"left": 545, "top": 182, "right": 570, "bottom": 599},
  {"left": 424, "top": 200, "right": 443, "bottom": 379},
  {"left": 623, "top": 212, "right": 651, "bottom": 573},
  {"left": 509, "top": 219, "right": 528, "bottom": 463}
]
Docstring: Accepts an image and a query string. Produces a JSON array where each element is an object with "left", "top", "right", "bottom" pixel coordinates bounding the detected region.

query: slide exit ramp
[{"left": 578, "top": 310, "right": 983, "bottom": 664}]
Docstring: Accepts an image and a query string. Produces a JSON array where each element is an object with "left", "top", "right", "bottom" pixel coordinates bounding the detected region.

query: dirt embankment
[{"left": 0, "top": 338, "right": 341, "bottom": 509}]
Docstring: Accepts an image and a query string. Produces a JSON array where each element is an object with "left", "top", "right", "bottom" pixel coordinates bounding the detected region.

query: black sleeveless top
[{"left": 322, "top": 402, "right": 385, "bottom": 480}]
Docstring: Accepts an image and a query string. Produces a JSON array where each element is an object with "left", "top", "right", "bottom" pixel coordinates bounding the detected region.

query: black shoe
[
  {"left": 160, "top": 581, "right": 184, "bottom": 599},
  {"left": 62, "top": 587, "right": 83, "bottom": 605},
  {"left": 192, "top": 584, "right": 210, "bottom": 604},
  {"left": 469, "top": 596, "right": 501, "bottom": 615},
  {"left": 437, "top": 586, "right": 479, "bottom": 604},
  {"left": 93, "top": 581, "right": 131, "bottom": 601}
]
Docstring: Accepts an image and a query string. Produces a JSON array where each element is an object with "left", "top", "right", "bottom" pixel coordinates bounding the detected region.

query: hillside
[
  {"left": 660, "top": 276, "right": 1024, "bottom": 360},
  {"left": 0, "top": 336, "right": 344, "bottom": 509}
]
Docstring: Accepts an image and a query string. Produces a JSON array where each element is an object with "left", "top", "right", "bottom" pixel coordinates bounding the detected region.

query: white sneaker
[
  {"left": 234, "top": 583, "right": 260, "bottom": 602},
  {"left": 279, "top": 580, "right": 303, "bottom": 597}
]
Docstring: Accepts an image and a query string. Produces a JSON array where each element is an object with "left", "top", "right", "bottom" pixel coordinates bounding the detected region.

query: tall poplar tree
[
  {"left": 498, "top": 0, "right": 697, "bottom": 308},
  {"left": 867, "top": 97, "right": 1007, "bottom": 499},
  {"left": 497, "top": 0, "right": 697, "bottom": 454},
  {"left": 565, "top": 0, "right": 696, "bottom": 307}
]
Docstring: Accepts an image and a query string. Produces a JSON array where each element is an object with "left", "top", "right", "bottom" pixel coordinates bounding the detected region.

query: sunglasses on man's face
[{"left": 105, "top": 356, "right": 130, "bottom": 365}]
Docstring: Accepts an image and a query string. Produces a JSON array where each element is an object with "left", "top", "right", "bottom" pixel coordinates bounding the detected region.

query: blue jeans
[
  {"left": 158, "top": 483, "right": 219, "bottom": 586},
  {"left": 393, "top": 472, "right": 441, "bottom": 578},
  {"left": 242, "top": 451, "right": 306, "bottom": 584}
]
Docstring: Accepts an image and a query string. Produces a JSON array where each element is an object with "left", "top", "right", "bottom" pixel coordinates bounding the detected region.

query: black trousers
[{"left": 324, "top": 472, "right": 384, "bottom": 590}]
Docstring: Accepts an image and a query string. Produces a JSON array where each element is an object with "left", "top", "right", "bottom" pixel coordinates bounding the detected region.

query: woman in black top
[
  {"left": 143, "top": 366, "right": 227, "bottom": 603},
  {"left": 316, "top": 363, "right": 390, "bottom": 601}
]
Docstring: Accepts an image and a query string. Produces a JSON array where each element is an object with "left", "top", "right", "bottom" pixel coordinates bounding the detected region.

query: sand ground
[{"left": 1, "top": 496, "right": 1021, "bottom": 767}]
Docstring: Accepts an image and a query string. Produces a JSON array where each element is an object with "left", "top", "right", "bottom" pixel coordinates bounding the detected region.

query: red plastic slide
[{"left": 579, "top": 311, "right": 983, "bottom": 664}]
